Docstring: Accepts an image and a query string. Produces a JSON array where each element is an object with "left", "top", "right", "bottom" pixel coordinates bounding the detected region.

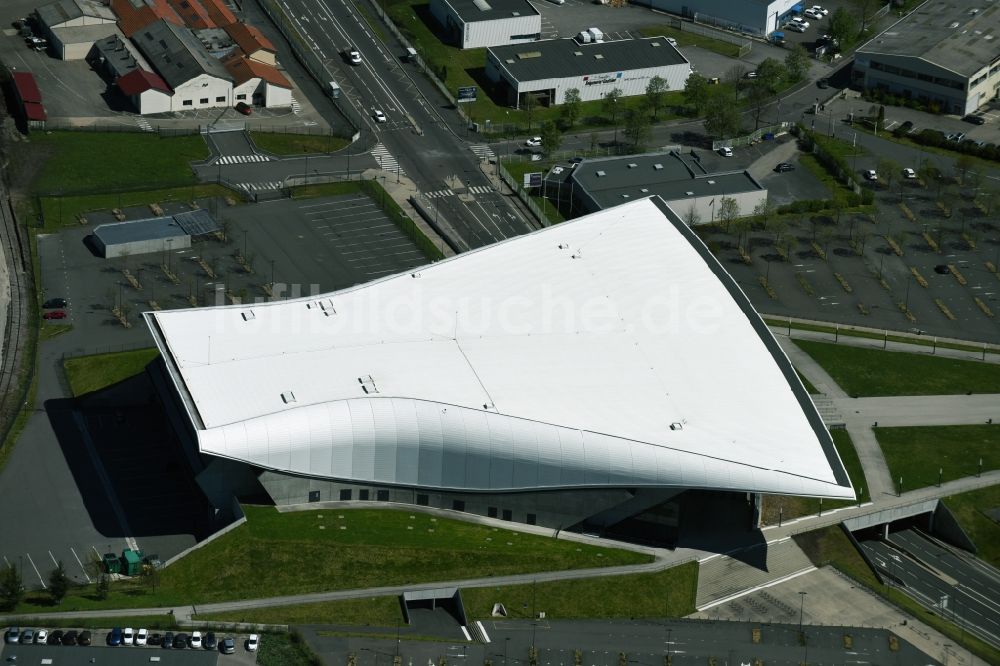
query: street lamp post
[{"left": 504, "top": 637, "right": 510, "bottom": 666}]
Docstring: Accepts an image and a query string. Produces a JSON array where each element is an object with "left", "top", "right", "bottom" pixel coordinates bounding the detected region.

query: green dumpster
[
  {"left": 121, "top": 549, "right": 143, "bottom": 576},
  {"left": 102, "top": 553, "right": 120, "bottom": 574}
]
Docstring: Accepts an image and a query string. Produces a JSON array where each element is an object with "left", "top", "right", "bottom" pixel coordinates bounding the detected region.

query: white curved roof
[{"left": 145, "top": 197, "right": 854, "bottom": 500}]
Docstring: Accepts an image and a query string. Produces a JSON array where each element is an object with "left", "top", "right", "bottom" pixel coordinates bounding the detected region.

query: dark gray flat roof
[
  {"left": 0, "top": 644, "right": 219, "bottom": 666},
  {"left": 569, "top": 151, "right": 762, "bottom": 209},
  {"left": 174, "top": 209, "right": 220, "bottom": 236},
  {"left": 858, "top": 0, "right": 1000, "bottom": 78},
  {"left": 93, "top": 32, "right": 152, "bottom": 79},
  {"left": 134, "top": 19, "right": 233, "bottom": 89},
  {"left": 94, "top": 216, "right": 188, "bottom": 246},
  {"left": 438, "top": 0, "right": 538, "bottom": 23},
  {"left": 489, "top": 36, "right": 687, "bottom": 83}
]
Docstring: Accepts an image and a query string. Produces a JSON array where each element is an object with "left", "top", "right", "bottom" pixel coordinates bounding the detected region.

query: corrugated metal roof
[
  {"left": 437, "top": 0, "right": 539, "bottom": 23},
  {"left": 94, "top": 216, "right": 187, "bottom": 245},
  {"left": 133, "top": 18, "right": 233, "bottom": 89},
  {"left": 145, "top": 197, "right": 854, "bottom": 500}
]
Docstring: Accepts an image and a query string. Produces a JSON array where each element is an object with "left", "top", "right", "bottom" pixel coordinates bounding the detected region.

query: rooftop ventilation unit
[
  {"left": 628, "top": 163, "right": 638, "bottom": 168},
  {"left": 707, "top": 179, "right": 716, "bottom": 184},
  {"left": 241, "top": 310, "right": 256, "bottom": 321},
  {"left": 473, "top": 0, "right": 492, "bottom": 10},
  {"left": 651, "top": 41, "right": 661, "bottom": 46},
  {"left": 359, "top": 375, "right": 379, "bottom": 394},
  {"left": 596, "top": 170, "right": 606, "bottom": 177},
  {"left": 517, "top": 51, "right": 542, "bottom": 59},
  {"left": 280, "top": 391, "right": 297, "bottom": 404},
  {"left": 654, "top": 163, "right": 663, "bottom": 170},
  {"left": 640, "top": 188, "right": 649, "bottom": 193},
  {"left": 594, "top": 54, "right": 604, "bottom": 59},
  {"left": 685, "top": 191, "right": 694, "bottom": 195}
]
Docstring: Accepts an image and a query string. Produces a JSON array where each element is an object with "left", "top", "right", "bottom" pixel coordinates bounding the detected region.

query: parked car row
[{"left": 6, "top": 626, "right": 256, "bottom": 655}]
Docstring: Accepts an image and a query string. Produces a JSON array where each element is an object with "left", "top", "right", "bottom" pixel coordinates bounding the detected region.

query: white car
[
  {"left": 803, "top": 8, "right": 823, "bottom": 19},
  {"left": 810, "top": 5, "right": 829, "bottom": 15},
  {"left": 525, "top": 136, "right": 542, "bottom": 147},
  {"left": 190, "top": 631, "right": 202, "bottom": 649},
  {"left": 373, "top": 109, "right": 387, "bottom": 123},
  {"left": 348, "top": 49, "right": 362, "bottom": 65},
  {"left": 135, "top": 628, "right": 148, "bottom": 646},
  {"left": 35, "top": 630, "right": 47, "bottom": 645},
  {"left": 123, "top": 627, "right": 134, "bottom": 646},
  {"left": 790, "top": 16, "right": 809, "bottom": 28},
  {"left": 864, "top": 169, "right": 878, "bottom": 181},
  {"left": 666, "top": 37, "right": 677, "bottom": 46},
  {"left": 719, "top": 146, "right": 733, "bottom": 157},
  {"left": 246, "top": 634, "right": 259, "bottom": 652},
  {"left": 786, "top": 22, "right": 807, "bottom": 32},
  {"left": 902, "top": 167, "right": 917, "bottom": 179}
]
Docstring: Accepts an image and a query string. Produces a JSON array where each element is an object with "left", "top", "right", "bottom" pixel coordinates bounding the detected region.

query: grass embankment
[
  {"left": 941, "top": 484, "right": 1000, "bottom": 567},
  {"left": 792, "top": 340, "right": 1000, "bottom": 396},
  {"left": 638, "top": 25, "right": 742, "bottom": 57},
  {"left": 63, "top": 348, "right": 160, "bottom": 397},
  {"left": 250, "top": 131, "right": 350, "bottom": 155},
  {"left": 8, "top": 615, "right": 179, "bottom": 631},
  {"left": 385, "top": 0, "right": 683, "bottom": 133},
  {"left": 258, "top": 632, "right": 322, "bottom": 666},
  {"left": 16, "top": 506, "right": 650, "bottom": 614},
  {"left": 795, "top": 520, "right": 1000, "bottom": 665},
  {"left": 795, "top": 370, "right": 819, "bottom": 394},
  {"left": 198, "top": 562, "right": 698, "bottom": 626},
  {"left": 763, "top": 317, "right": 994, "bottom": 355},
  {"left": 31, "top": 132, "right": 207, "bottom": 193},
  {"left": 761, "top": 429, "right": 868, "bottom": 525},
  {"left": 875, "top": 425, "right": 1000, "bottom": 491}
]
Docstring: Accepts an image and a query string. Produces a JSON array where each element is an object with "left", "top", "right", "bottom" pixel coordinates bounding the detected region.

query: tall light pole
[{"left": 504, "top": 637, "right": 510, "bottom": 666}]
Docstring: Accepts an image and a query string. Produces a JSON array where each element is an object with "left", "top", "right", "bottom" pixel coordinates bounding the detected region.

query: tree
[
  {"left": 827, "top": 7, "right": 856, "bottom": 48},
  {"left": 539, "top": 121, "right": 562, "bottom": 157},
  {"left": 682, "top": 73, "right": 710, "bottom": 114},
  {"left": 850, "top": 0, "right": 881, "bottom": 33},
  {"left": 725, "top": 64, "right": 748, "bottom": 103},
  {"left": 980, "top": 188, "right": 1000, "bottom": 216},
  {"left": 752, "top": 197, "right": 776, "bottom": 232},
  {"left": 602, "top": 88, "right": 624, "bottom": 146},
  {"left": 0, "top": 564, "right": 23, "bottom": 611},
  {"left": 878, "top": 158, "right": 901, "bottom": 193},
  {"left": 755, "top": 58, "right": 785, "bottom": 93},
  {"left": 718, "top": 196, "right": 740, "bottom": 232},
  {"left": 49, "top": 561, "right": 69, "bottom": 605},
  {"left": 560, "top": 88, "right": 581, "bottom": 129},
  {"left": 683, "top": 205, "right": 702, "bottom": 227},
  {"left": 954, "top": 153, "right": 976, "bottom": 186},
  {"left": 704, "top": 90, "right": 740, "bottom": 138},
  {"left": 644, "top": 76, "right": 669, "bottom": 120},
  {"left": 95, "top": 573, "right": 110, "bottom": 601},
  {"left": 784, "top": 44, "right": 810, "bottom": 83},
  {"left": 623, "top": 105, "right": 652, "bottom": 150},
  {"left": 746, "top": 81, "right": 773, "bottom": 130},
  {"left": 522, "top": 93, "right": 538, "bottom": 131}
]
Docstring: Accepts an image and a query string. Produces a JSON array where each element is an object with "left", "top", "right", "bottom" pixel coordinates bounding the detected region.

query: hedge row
[{"left": 910, "top": 129, "right": 1000, "bottom": 162}]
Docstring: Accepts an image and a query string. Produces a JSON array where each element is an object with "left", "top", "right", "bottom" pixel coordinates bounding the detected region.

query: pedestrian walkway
[
  {"left": 426, "top": 189, "right": 454, "bottom": 199},
  {"left": 238, "top": 181, "right": 284, "bottom": 192},
  {"left": 371, "top": 143, "right": 406, "bottom": 176},
  {"left": 696, "top": 537, "right": 815, "bottom": 610},
  {"left": 469, "top": 144, "right": 495, "bottom": 161},
  {"left": 468, "top": 185, "right": 493, "bottom": 195},
  {"left": 213, "top": 154, "right": 272, "bottom": 165}
]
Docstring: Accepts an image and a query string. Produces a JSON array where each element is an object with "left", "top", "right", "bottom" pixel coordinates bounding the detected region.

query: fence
[
  {"left": 257, "top": 0, "right": 364, "bottom": 132},
  {"left": 497, "top": 159, "right": 553, "bottom": 227},
  {"left": 713, "top": 122, "right": 793, "bottom": 151},
  {"left": 32, "top": 120, "right": 200, "bottom": 136},
  {"left": 654, "top": 13, "right": 755, "bottom": 49}
]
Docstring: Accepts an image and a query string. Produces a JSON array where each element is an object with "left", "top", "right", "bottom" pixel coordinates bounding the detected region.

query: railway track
[{"left": 0, "top": 189, "right": 32, "bottom": 453}]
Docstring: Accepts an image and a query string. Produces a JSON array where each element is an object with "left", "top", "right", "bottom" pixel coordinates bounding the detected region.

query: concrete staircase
[
  {"left": 812, "top": 394, "right": 845, "bottom": 428},
  {"left": 695, "top": 537, "right": 815, "bottom": 610}
]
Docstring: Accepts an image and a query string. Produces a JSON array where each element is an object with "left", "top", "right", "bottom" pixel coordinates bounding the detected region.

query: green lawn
[
  {"left": 30, "top": 133, "right": 208, "bottom": 194},
  {"left": 795, "top": 369, "right": 819, "bottom": 394},
  {"left": 875, "top": 425, "right": 1000, "bottom": 491},
  {"left": 940, "top": 484, "right": 1000, "bottom": 568},
  {"left": 462, "top": 561, "right": 698, "bottom": 620},
  {"left": 763, "top": 317, "right": 992, "bottom": 355},
  {"left": 16, "top": 506, "right": 650, "bottom": 614},
  {"left": 8, "top": 615, "right": 178, "bottom": 631},
  {"left": 638, "top": 24, "right": 742, "bottom": 58},
  {"left": 792, "top": 340, "right": 1000, "bottom": 396},
  {"left": 197, "top": 596, "right": 402, "bottom": 627},
  {"left": 258, "top": 632, "right": 321, "bottom": 666},
  {"left": 250, "top": 131, "right": 350, "bottom": 155},
  {"left": 63, "top": 348, "right": 160, "bottom": 397},
  {"left": 39, "top": 184, "right": 237, "bottom": 231}
]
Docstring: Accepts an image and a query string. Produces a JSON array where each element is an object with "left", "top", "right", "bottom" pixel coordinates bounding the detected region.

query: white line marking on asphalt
[
  {"left": 49, "top": 550, "right": 58, "bottom": 567},
  {"left": 696, "top": 567, "right": 817, "bottom": 611},
  {"left": 26, "top": 552, "right": 47, "bottom": 589},
  {"left": 71, "top": 547, "right": 92, "bottom": 583}
]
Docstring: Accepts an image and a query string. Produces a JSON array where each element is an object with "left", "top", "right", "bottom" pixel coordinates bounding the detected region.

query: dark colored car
[
  {"left": 49, "top": 630, "right": 65, "bottom": 645},
  {"left": 162, "top": 631, "right": 174, "bottom": 649},
  {"left": 149, "top": 633, "right": 162, "bottom": 646},
  {"left": 774, "top": 162, "right": 795, "bottom": 173},
  {"left": 108, "top": 627, "right": 123, "bottom": 646},
  {"left": 42, "top": 310, "right": 67, "bottom": 319},
  {"left": 203, "top": 632, "right": 217, "bottom": 650},
  {"left": 235, "top": 102, "right": 252, "bottom": 116},
  {"left": 42, "top": 298, "right": 67, "bottom": 308},
  {"left": 934, "top": 264, "right": 951, "bottom": 275},
  {"left": 173, "top": 633, "right": 188, "bottom": 649},
  {"left": 963, "top": 114, "right": 986, "bottom": 125},
  {"left": 79, "top": 631, "right": 92, "bottom": 646},
  {"left": 816, "top": 78, "right": 829, "bottom": 89},
  {"left": 220, "top": 637, "right": 236, "bottom": 654},
  {"left": 62, "top": 630, "right": 78, "bottom": 646}
]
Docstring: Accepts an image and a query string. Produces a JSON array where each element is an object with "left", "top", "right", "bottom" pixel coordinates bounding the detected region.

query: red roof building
[
  {"left": 166, "top": 0, "right": 214, "bottom": 29},
  {"left": 200, "top": 0, "right": 237, "bottom": 28},
  {"left": 117, "top": 67, "right": 172, "bottom": 95},
  {"left": 11, "top": 72, "right": 47, "bottom": 122},
  {"left": 223, "top": 54, "right": 289, "bottom": 88},
  {"left": 111, "top": 0, "right": 182, "bottom": 37},
  {"left": 224, "top": 21, "right": 276, "bottom": 65}
]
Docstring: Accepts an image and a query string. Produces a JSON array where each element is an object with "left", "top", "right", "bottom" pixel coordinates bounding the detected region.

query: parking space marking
[
  {"left": 71, "top": 547, "right": 92, "bottom": 583},
  {"left": 49, "top": 549, "right": 58, "bottom": 567},
  {"left": 26, "top": 552, "right": 47, "bottom": 589}
]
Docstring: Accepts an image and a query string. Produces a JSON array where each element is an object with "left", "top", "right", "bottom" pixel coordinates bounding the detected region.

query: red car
[
  {"left": 42, "top": 310, "right": 67, "bottom": 320},
  {"left": 235, "top": 102, "right": 252, "bottom": 116}
]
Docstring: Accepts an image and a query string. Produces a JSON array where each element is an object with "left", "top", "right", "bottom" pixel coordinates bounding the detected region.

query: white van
[{"left": 327, "top": 80, "right": 341, "bottom": 99}]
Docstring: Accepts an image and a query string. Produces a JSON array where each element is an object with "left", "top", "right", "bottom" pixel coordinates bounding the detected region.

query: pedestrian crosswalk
[
  {"left": 371, "top": 143, "right": 406, "bottom": 176},
  {"left": 238, "top": 181, "right": 284, "bottom": 192},
  {"left": 426, "top": 189, "right": 454, "bottom": 199},
  {"left": 135, "top": 116, "right": 154, "bottom": 132},
  {"left": 426, "top": 185, "right": 493, "bottom": 198},
  {"left": 291, "top": 96, "right": 302, "bottom": 115},
  {"left": 470, "top": 144, "right": 496, "bottom": 160},
  {"left": 214, "top": 154, "right": 272, "bottom": 165},
  {"left": 468, "top": 185, "right": 493, "bottom": 195}
]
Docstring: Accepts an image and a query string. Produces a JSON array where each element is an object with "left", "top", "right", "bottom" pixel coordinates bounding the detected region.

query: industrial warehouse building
[
  {"left": 564, "top": 151, "right": 767, "bottom": 223},
  {"left": 854, "top": 0, "right": 1000, "bottom": 116},
  {"left": 92, "top": 209, "right": 220, "bottom": 258},
  {"left": 640, "top": 0, "right": 804, "bottom": 36},
  {"left": 144, "top": 197, "right": 854, "bottom": 533},
  {"left": 485, "top": 36, "right": 691, "bottom": 108},
  {"left": 35, "top": 0, "right": 118, "bottom": 59},
  {"left": 429, "top": 0, "right": 540, "bottom": 49}
]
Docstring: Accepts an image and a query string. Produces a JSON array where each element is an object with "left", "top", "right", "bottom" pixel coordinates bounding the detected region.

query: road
[
  {"left": 860, "top": 532, "right": 1000, "bottom": 648},
  {"left": 269, "top": 0, "right": 535, "bottom": 249}
]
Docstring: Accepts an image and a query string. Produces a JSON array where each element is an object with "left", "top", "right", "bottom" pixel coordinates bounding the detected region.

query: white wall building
[
  {"left": 224, "top": 54, "right": 293, "bottom": 108},
  {"left": 429, "top": 0, "right": 540, "bottom": 50},
  {"left": 36, "top": 0, "right": 118, "bottom": 59},
  {"left": 641, "top": 0, "right": 803, "bottom": 36},
  {"left": 486, "top": 36, "right": 691, "bottom": 108}
]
